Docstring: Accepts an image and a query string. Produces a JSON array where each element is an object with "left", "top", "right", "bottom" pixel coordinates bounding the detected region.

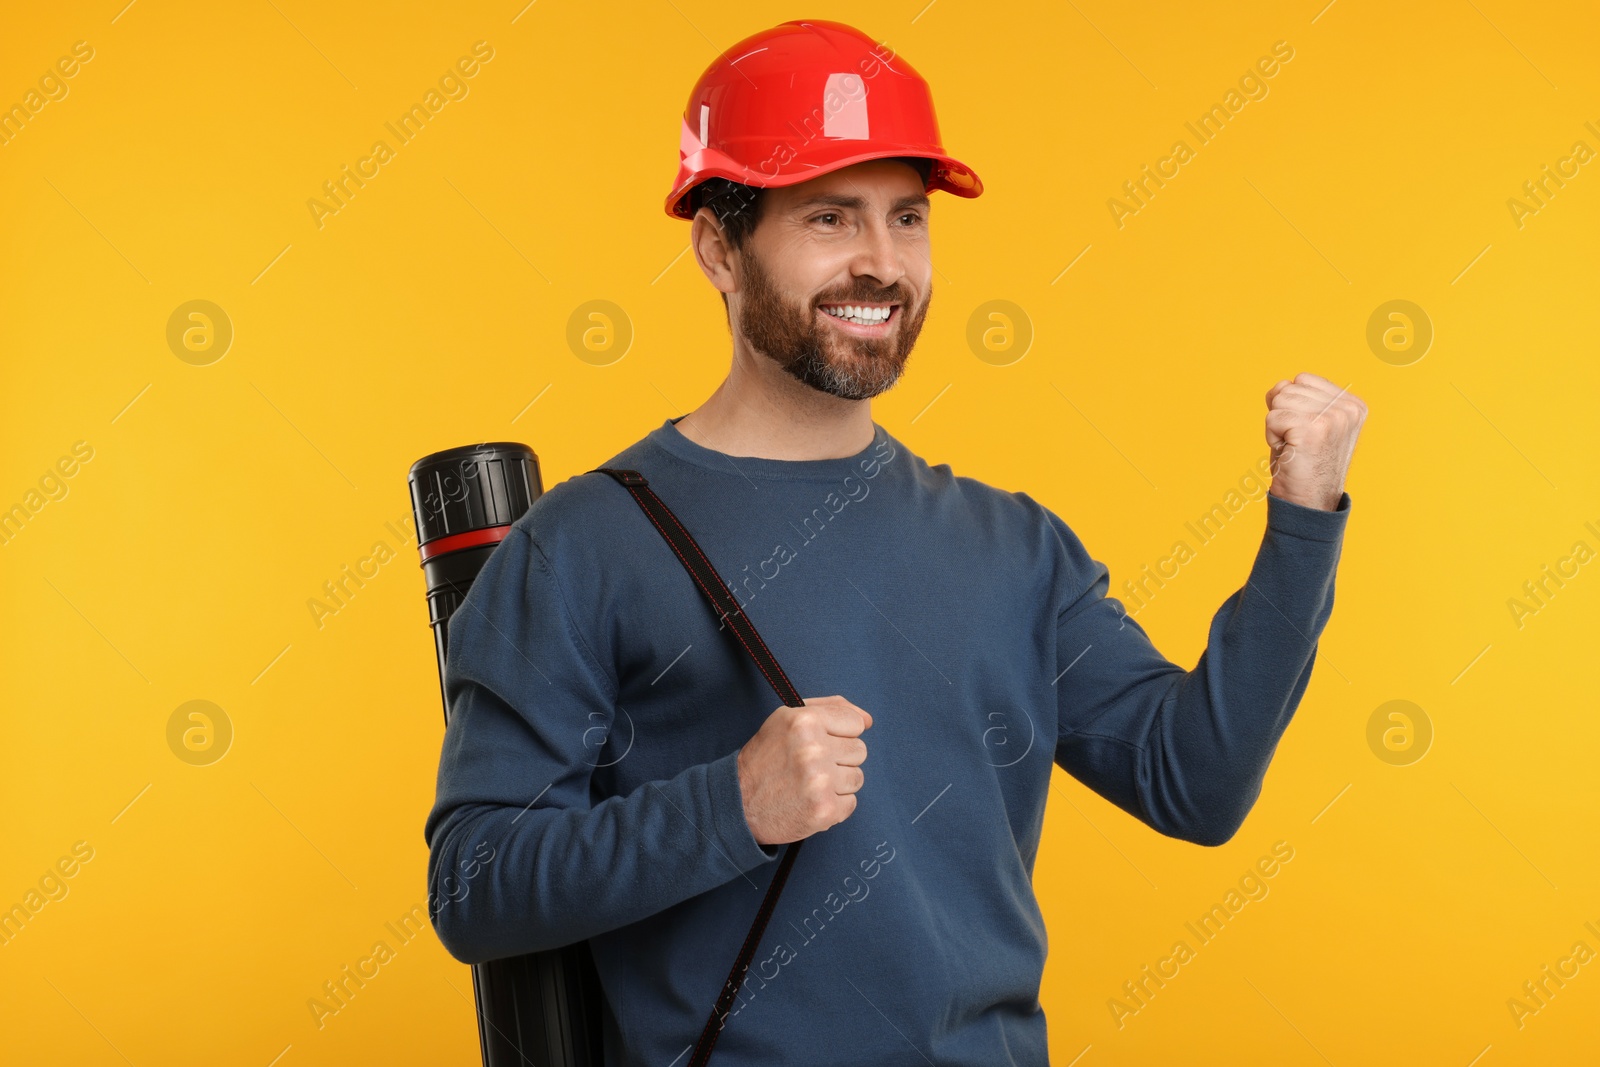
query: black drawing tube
[{"left": 408, "top": 441, "right": 605, "bottom": 1067}]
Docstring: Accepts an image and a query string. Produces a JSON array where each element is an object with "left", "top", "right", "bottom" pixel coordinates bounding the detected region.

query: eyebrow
[{"left": 788, "top": 191, "right": 932, "bottom": 215}]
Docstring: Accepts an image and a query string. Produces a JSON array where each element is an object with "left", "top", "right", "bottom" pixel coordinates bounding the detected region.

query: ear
[{"left": 691, "top": 206, "right": 740, "bottom": 299}]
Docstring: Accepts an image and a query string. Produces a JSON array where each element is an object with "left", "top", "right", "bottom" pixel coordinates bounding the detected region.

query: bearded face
[{"left": 733, "top": 240, "right": 931, "bottom": 402}]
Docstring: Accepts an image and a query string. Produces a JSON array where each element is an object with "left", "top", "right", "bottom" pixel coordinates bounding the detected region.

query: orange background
[{"left": 3, "top": 1, "right": 1597, "bottom": 1064}]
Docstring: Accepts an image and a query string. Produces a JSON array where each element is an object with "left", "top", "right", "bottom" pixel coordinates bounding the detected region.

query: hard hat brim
[{"left": 667, "top": 149, "right": 983, "bottom": 221}]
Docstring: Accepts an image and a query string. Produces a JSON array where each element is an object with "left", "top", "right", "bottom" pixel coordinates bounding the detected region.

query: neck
[{"left": 675, "top": 343, "right": 876, "bottom": 460}]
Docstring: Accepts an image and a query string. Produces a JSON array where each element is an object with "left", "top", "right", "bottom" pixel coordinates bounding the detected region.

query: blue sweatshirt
[{"left": 423, "top": 415, "right": 1351, "bottom": 1066}]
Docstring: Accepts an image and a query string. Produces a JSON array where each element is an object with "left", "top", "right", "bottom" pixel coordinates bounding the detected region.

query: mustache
[{"left": 815, "top": 290, "right": 909, "bottom": 305}]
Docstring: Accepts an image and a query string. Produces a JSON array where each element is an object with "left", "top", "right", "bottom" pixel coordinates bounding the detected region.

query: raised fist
[{"left": 1265, "top": 372, "right": 1368, "bottom": 511}]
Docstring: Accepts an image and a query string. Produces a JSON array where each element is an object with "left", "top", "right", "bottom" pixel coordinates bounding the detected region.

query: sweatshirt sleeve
[
  {"left": 423, "top": 524, "right": 779, "bottom": 965},
  {"left": 1049, "top": 491, "right": 1351, "bottom": 847}
]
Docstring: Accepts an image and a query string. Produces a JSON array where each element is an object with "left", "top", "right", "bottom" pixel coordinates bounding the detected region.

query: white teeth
[{"left": 821, "top": 304, "right": 892, "bottom": 325}]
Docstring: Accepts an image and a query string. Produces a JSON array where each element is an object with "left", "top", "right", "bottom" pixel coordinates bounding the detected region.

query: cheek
[{"left": 778, "top": 248, "right": 850, "bottom": 297}]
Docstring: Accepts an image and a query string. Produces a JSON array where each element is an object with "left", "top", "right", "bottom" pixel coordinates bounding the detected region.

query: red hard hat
[{"left": 665, "top": 19, "right": 983, "bottom": 221}]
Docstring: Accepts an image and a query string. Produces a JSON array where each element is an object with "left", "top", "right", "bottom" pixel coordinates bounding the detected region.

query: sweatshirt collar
[{"left": 647, "top": 416, "right": 894, "bottom": 482}]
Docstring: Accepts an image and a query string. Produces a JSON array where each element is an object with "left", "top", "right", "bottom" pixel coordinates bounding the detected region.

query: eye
[
  {"left": 898, "top": 212, "right": 926, "bottom": 227},
  {"left": 811, "top": 212, "right": 842, "bottom": 226}
]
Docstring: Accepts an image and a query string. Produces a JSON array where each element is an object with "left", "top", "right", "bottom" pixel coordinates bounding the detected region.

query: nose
[{"left": 849, "top": 216, "right": 907, "bottom": 293}]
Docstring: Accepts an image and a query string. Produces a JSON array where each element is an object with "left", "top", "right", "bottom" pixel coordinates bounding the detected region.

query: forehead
[{"left": 767, "top": 159, "right": 930, "bottom": 214}]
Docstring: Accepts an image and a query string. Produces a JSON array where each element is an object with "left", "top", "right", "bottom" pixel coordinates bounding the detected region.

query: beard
[{"left": 734, "top": 245, "right": 930, "bottom": 401}]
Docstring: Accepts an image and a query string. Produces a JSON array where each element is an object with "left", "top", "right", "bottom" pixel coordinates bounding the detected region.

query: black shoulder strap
[{"left": 589, "top": 466, "right": 805, "bottom": 1067}]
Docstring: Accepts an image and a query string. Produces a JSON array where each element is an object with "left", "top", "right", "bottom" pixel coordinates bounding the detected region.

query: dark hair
[{"left": 690, "top": 156, "right": 935, "bottom": 312}]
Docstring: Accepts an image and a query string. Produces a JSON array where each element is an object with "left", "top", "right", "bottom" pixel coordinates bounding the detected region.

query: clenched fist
[
  {"left": 736, "top": 695, "right": 872, "bottom": 846},
  {"left": 1265, "top": 372, "right": 1368, "bottom": 511}
]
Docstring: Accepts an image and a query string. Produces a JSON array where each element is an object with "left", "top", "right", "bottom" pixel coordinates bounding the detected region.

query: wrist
[
  {"left": 1270, "top": 482, "right": 1340, "bottom": 511},
  {"left": 735, "top": 745, "right": 759, "bottom": 840}
]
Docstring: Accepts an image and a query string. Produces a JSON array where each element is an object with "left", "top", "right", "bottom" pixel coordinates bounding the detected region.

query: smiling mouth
[{"left": 817, "top": 303, "right": 899, "bottom": 330}]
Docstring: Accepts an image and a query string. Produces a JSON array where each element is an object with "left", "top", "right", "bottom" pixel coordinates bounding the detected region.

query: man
[{"left": 424, "top": 19, "right": 1365, "bottom": 1066}]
